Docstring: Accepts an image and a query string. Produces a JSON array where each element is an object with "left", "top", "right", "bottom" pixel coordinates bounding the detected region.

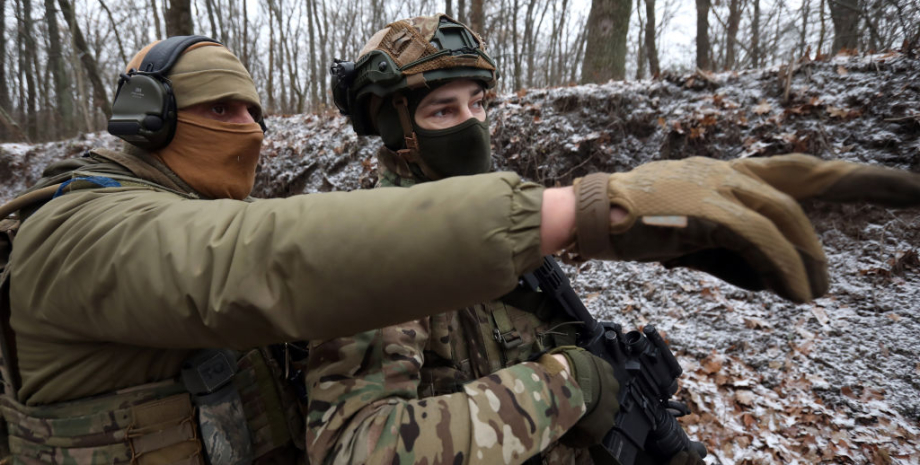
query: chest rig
[{"left": 417, "top": 285, "right": 579, "bottom": 398}]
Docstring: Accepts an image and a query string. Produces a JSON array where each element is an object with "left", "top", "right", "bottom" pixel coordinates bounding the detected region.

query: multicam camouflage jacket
[{"left": 304, "top": 160, "right": 595, "bottom": 465}]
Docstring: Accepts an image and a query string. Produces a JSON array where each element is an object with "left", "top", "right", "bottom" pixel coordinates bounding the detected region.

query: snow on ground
[{"left": 2, "top": 51, "right": 918, "bottom": 464}]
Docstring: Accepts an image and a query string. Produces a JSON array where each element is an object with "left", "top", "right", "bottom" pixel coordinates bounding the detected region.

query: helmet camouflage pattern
[{"left": 331, "top": 14, "right": 498, "bottom": 135}]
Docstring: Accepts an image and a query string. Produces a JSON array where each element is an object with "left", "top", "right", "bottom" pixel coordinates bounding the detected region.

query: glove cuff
[
  {"left": 571, "top": 173, "right": 613, "bottom": 259},
  {"left": 548, "top": 346, "right": 600, "bottom": 414}
]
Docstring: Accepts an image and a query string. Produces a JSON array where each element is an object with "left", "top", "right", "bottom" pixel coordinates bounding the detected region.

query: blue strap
[{"left": 53, "top": 176, "right": 122, "bottom": 199}]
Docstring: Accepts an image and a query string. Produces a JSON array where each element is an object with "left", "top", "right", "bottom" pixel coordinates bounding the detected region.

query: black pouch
[{"left": 181, "top": 349, "right": 253, "bottom": 465}]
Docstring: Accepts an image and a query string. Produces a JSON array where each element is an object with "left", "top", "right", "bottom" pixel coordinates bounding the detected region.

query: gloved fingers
[
  {"left": 667, "top": 450, "right": 705, "bottom": 465},
  {"left": 730, "top": 179, "right": 829, "bottom": 300},
  {"left": 731, "top": 153, "right": 920, "bottom": 206},
  {"left": 730, "top": 154, "right": 859, "bottom": 200},
  {"left": 818, "top": 165, "right": 920, "bottom": 207}
]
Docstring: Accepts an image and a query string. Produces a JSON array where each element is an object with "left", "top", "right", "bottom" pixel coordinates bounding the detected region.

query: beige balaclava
[{"left": 125, "top": 41, "right": 264, "bottom": 200}]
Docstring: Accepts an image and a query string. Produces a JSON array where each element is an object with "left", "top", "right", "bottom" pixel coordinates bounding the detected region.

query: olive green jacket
[{"left": 9, "top": 148, "right": 544, "bottom": 405}]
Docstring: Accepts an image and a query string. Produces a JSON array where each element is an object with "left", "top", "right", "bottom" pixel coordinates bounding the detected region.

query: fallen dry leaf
[
  {"left": 811, "top": 306, "right": 830, "bottom": 326},
  {"left": 753, "top": 100, "right": 772, "bottom": 115},
  {"left": 742, "top": 413, "right": 756, "bottom": 428},
  {"left": 735, "top": 390, "right": 755, "bottom": 406},
  {"left": 701, "top": 353, "right": 724, "bottom": 374},
  {"left": 743, "top": 317, "right": 770, "bottom": 329},
  {"left": 827, "top": 106, "right": 853, "bottom": 118},
  {"left": 837, "top": 65, "right": 849, "bottom": 76}
]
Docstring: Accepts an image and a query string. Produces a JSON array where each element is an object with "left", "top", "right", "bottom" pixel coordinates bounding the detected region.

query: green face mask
[{"left": 414, "top": 116, "right": 492, "bottom": 178}]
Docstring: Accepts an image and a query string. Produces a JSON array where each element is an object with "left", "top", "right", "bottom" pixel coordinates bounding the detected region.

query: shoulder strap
[
  {"left": 0, "top": 185, "right": 63, "bottom": 401},
  {"left": 0, "top": 219, "right": 21, "bottom": 399},
  {"left": 0, "top": 185, "right": 59, "bottom": 221}
]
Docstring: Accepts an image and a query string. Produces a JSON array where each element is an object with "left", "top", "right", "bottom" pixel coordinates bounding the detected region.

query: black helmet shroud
[{"left": 331, "top": 15, "right": 498, "bottom": 137}]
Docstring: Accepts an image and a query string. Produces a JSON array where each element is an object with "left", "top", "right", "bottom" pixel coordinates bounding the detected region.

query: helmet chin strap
[{"left": 392, "top": 94, "right": 442, "bottom": 181}]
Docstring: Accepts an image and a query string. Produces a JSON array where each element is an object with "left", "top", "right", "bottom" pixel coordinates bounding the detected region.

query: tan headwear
[
  {"left": 125, "top": 41, "right": 263, "bottom": 200},
  {"left": 126, "top": 42, "right": 262, "bottom": 113}
]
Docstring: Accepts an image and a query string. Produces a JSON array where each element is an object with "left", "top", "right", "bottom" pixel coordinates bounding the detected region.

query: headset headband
[{"left": 136, "top": 35, "right": 221, "bottom": 76}]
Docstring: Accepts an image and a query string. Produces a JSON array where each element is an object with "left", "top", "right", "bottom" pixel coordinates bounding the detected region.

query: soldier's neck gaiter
[
  {"left": 414, "top": 116, "right": 492, "bottom": 178},
  {"left": 156, "top": 112, "right": 263, "bottom": 200}
]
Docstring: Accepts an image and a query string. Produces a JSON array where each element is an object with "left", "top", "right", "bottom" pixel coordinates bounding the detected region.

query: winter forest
[
  {"left": 0, "top": 0, "right": 918, "bottom": 143},
  {"left": 2, "top": 0, "right": 920, "bottom": 464}
]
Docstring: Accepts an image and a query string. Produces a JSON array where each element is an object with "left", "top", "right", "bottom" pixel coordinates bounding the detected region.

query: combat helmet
[{"left": 331, "top": 14, "right": 498, "bottom": 136}]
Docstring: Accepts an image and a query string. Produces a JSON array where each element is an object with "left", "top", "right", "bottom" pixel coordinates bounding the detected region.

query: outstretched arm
[{"left": 561, "top": 153, "right": 920, "bottom": 302}]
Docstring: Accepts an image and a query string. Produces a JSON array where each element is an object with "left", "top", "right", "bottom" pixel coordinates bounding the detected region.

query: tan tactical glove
[
  {"left": 571, "top": 154, "right": 920, "bottom": 303},
  {"left": 539, "top": 346, "right": 620, "bottom": 447}
]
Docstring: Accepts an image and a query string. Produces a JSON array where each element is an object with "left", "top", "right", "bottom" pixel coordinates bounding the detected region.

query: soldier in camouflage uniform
[
  {"left": 307, "top": 15, "right": 622, "bottom": 465},
  {"left": 308, "top": 14, "right": 920, "bottom": 465}
]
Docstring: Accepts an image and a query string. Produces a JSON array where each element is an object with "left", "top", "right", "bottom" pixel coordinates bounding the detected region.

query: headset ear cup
[{"left": 107, "top": 74, "right": 176, "bottom": 151}]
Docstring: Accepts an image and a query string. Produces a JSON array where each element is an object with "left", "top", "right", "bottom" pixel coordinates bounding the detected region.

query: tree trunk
[
  {"left": 0, "top": 0, "right": 9, "bottom": 140},
  {"left": 445, "top": 0, "right": 452, "bottom": 17},
  {"left": 799, "top": 0, "right": 811, "bottom": 57},
  {"left": 242, "top": 0, "right": 250, "bottom": 69},
  {"left": 570, "top": 26, "right": 587, "bottom": 83},
  {"left": 751, "top": 0, "right": 760, "bottom": 67},
  {"left": 20, "top": 0, "right": 38, "bottom": 140},
  {"left": 725, "top": 0, "right": 742, "bottom": 70},
  {"left": 511, "top": 0, "right": 521, "bottom": 90},
  {"left": 149, "top": 0, "right": 163, "bottom": 39},
  {"left": 580, "top": 0, "right": 631, "bottom": 83},
  {"left": 551, "top": 0, "right": 568, "bottom": 85},
  {"left": 635, "top": 0, "right": 646, "bottom": 79},
  {"left": 470, "top": 0, "right": 484, "bottom": 33},
  {"left": 165, "top": 0, "right": 193, "bottom": 36},
  {"left": 45, "top": 0, "right": 74, "bottom": 138},
  {"left": 204, "top": 0, "right": 219, "bottom": 39},
  {"left": 829, "top": 0, "right": 859, "bottom": 53},
  {"left": 818, "top": 0, "right": 826, "bottom": 55},
  {"left": 644, "top": 0, "right": 660, "bottom": 77},
  {"left": 315, "top": 0, "right": 328, "bottom": 107},
  {"left": 266, "top": 2, "right": 276, "bottom": 113},
  {"left": 98, "top": 0, "right": 127, "bottom": 64},
  {"left": 522, "top": 0, "right": 538, "bottom": 88},
  {"left": 307, "top": 0, "right": 318, "bottom": 110},
  {"left": 458, "top": 0, "right": 467, "bottom": 24},
  {"left": 58, "top": 0, "right": 111, "bottom": 119},
  {"left": 695, "top": 0, "right": 710, "bottom": 70}
]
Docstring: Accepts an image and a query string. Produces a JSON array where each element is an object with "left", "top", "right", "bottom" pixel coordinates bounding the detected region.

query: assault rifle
[{"left": 522, "top": 257, "right": 707, "bottom": 465}]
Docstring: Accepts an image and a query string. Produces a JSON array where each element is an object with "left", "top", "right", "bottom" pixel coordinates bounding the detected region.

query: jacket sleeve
[
  {"left": 305, "top": 320, "right": 586, "bottom": 465},
  {"left": 10, "top": 172, "right": 544, "bottom": 347}
]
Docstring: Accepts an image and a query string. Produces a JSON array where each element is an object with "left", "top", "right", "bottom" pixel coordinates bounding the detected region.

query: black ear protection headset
[{"left": 108, "top": 35, "right": 266, "bottom": 151}]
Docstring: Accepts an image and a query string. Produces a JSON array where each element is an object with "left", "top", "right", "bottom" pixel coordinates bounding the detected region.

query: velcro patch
[{"left": 642, "top": 215, "right": 689, "bottom": 228}]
